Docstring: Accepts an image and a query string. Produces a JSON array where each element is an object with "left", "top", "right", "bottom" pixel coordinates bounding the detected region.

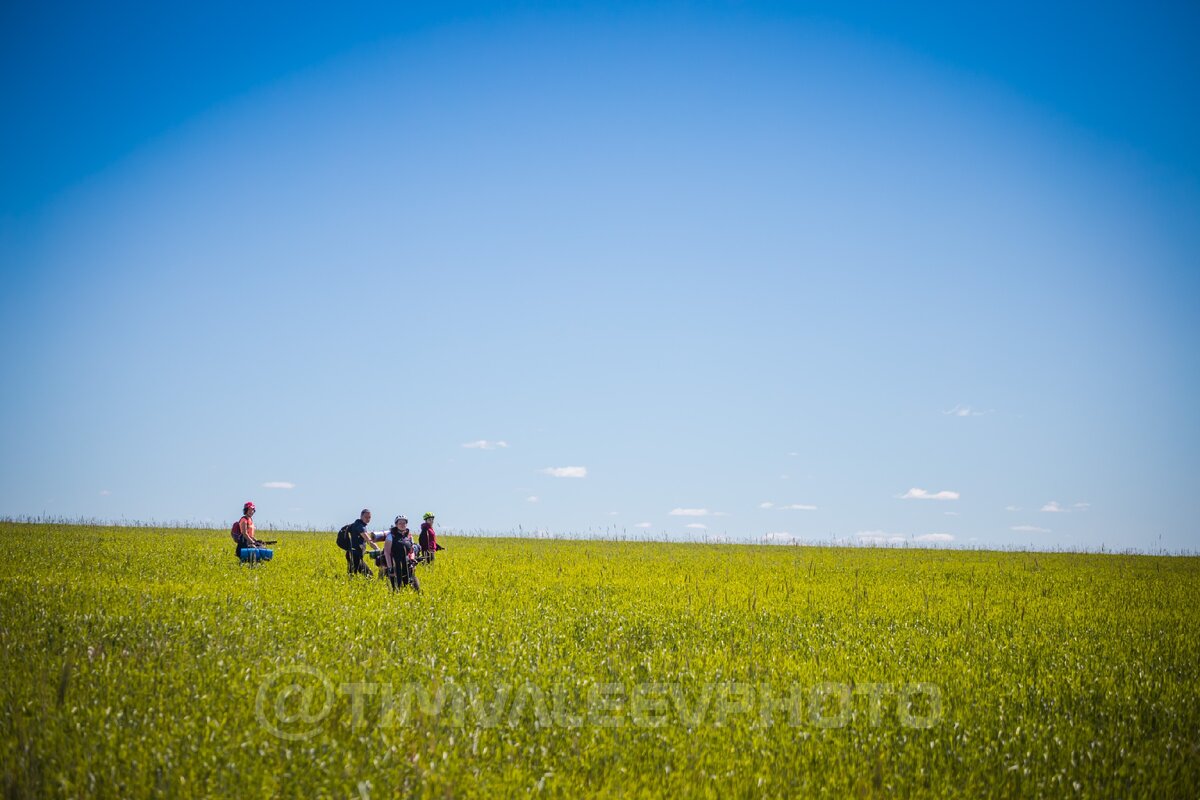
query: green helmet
[{"left": 423, "top": 512, "right": 435, "bottom": 520}]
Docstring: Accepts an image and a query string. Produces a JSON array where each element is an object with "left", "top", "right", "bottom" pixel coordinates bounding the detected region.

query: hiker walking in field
[
  {"left": 419, "top": 512, "right": 440, "bottom": 564},
  {"left": 231, "top": 501, "right": 272, "bottom": 562},
  {"left": 384, "top": 515, "right": 420, "bottom": 593},
  {"left": 338, "top": 508, "right": 379, "bottom": 577}
]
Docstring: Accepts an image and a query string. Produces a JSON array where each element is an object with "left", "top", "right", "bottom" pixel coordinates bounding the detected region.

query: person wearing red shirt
[
  {"left": 231, "top": 501, "right": 266, "bottom": 559},
  {"left": 419, "top": 512, "right": 439, "bottom": 565}
]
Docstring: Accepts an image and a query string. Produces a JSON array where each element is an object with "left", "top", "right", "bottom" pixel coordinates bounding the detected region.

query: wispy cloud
[
  {"left": 855, "top": 531, "right": 907, "bottom": 546},
  {"left": 900, "top": 487, "right": 960, "bottom": 501},
  {"left": 1073, "top": 502, "right": 1091, "bottom": 510},
  {"left": 1041, "top": 501, "right": 1068, "bottom": 513},
  {"left": 915, "top": 533, "right": 954, "bottom": 543},
  {"left": 463, "top": 440, "right": 509, "bottom": 450},
  {"left": 779, "top": 503, "right": 817, "bottom": 511},
  {"left": 98, "top": 489, "right": 111, "bottom": 496},
  {"left": 1005, "top": 505, "right": 1021, "bottom": 512},
  {"left": 759, "top": 502, "right": 775, "bottom": 509},
  {"left": 526, "top": 496, "right": 539, "bottom": 503},
  {"left": 262, "top": 481, "right": 295, "bottom": 490},
  {"left": 943, "top": 405, "right": 992, "bottom": 417},
  {"left": 786, "top": 452, "right": 799, "bottom": 457},
  {"left": 944, "top": 511, "right": 960, "bottom": 516},
  {"left": 685, "top": 523, "right": 707, "bottom": 530},
  {"left": 669, "top": 508, "right": 710, "bottom": 517},
  {"left": 541, "top": 466, "right": 587, "bottom": 478},
  {"left": 1012, "top": 524, "right": 1051, "bottom": 533},
  {"left": 634, "top": 522, "right": 653, "bottom": 529}
]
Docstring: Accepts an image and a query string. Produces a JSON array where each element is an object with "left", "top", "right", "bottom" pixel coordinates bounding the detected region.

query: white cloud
[
  {"left": 262, "top": 481, "right": 295, "bottom": 490},
  {"left": 99, "top": 490, "right": 111, "bottom": 496},
  {"left": 915, "top": 533, "right": 954, "bottom": 543},
  {"left": 1073, "top": 502, "right": 1091, "bottom": 510},
  {"left": 463, "top": 440, "right": 509, "bottom": 450},
  {"left": 759, "top": 502, "right": 775, "bottom": 509},
  {"left": 855, "top": 531, "right": 907, "bottom": 546},
  {"left": 1011, "top": 524, "right": 1051, "bottom": 533},
  {"left": 685, "top": 523, "right": 707, "bottom": 530},
  {"left": 943, "top": 405, "right": 991, "bottom": 417},
  {"left": 541, "top": 466, "right": 587, "bottom": 478},
  {"left": 762, "top": 532, "right": 795, "bottom": 544},
  {"left": 944, "top": 511, "right": 960, "bottom": 516},
  {"left": 1041, "top": 501, "right": 1068, "bottom": 513},
  {"left": 634, "top": 522, "right": 653, "bottom": 529},
  {"left": 1005, "top": 505, "right": 1021, "bottom": 512},
  {"left": 526, "top": 496, "right": 539, "bottom": 503},
  {"left": 900, "top": 487, "right": 960, "bottom": 501},
  {"left": 608, "top": 511, "right": 619, "bottom": 516},
  {"left": 779, "top": 504, "right": 817, "bottom": 511},
  {"left": 787, "top": 452, "right": 799, "bottom": 457},
  {"left": 669, "top": 508, "right": 709, "bottom": 517}
]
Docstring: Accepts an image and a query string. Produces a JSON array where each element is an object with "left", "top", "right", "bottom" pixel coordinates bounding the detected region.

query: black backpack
[{"left": 336, "top": 524, "right": 353, "bottom": 551}]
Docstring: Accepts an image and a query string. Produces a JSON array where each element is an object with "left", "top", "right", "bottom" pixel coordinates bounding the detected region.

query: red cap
[{"left": 244, "top": 501, "right": 256, "bottom": 511}]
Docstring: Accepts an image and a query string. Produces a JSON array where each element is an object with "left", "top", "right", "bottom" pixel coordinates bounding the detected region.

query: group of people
[
  {"left": 230, "top": 502, "right": 444, "bottom": 593},
  {"left": 338, "top": 508, "right": 441, "bottom": 593}
]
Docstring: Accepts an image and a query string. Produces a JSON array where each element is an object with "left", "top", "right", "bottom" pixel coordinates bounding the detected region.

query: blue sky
[{"left": 2, "top": 1, "right": 1198, "bottom": 550}]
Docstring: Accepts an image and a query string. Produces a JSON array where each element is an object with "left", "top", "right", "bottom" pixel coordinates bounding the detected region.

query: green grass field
[{"left": 1, "top": 522, "right": 1197, "bottom": 798}]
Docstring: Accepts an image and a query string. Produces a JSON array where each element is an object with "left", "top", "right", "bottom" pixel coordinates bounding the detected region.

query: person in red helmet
[{"left": 231, "top": 501, "right": 266, "bottom": 558}]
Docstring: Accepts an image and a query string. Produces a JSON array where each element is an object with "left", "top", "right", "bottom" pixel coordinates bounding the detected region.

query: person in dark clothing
[
  {"left": 384, "top": 515, "right": 420, "bottom": 593},
  {"left": 344, "top": 508, "right": 378, "bottom": 577}
]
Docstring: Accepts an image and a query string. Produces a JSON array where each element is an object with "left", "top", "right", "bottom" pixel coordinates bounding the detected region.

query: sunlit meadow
[{"left": 2, "top": 523, "right": 1197, "bottom": 797}]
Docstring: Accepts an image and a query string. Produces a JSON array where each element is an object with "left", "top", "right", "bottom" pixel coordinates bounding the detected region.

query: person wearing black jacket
[
  {"left": 384, "top": 515, "right": 420, "bottom": 592},
  {"left": 343, "top": 508, "right": 378, "bottom": 577}
]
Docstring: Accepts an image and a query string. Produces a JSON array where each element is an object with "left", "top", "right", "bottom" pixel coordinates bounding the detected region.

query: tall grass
[{"left": 1, "top": 523, "right": 1197, "bottom": 797}]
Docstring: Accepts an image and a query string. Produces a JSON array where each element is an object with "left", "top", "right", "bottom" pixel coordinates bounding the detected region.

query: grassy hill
[{"left": 2, "top": 523, "right": 1197, "bottom": 797}]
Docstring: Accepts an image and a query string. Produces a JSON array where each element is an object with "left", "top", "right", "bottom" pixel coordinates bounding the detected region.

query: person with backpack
[
  {"left": 419, "top": 512, "right": 440, "bottom": 564},
  {"left": 338, "top": 508, "right": 378, "bottom": 576},
  {"left": 231, "top": 501, "right": 272, "bottom": 563},
  {"left": 384, "top": 515, "right": 420, "bottom": 593}
]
